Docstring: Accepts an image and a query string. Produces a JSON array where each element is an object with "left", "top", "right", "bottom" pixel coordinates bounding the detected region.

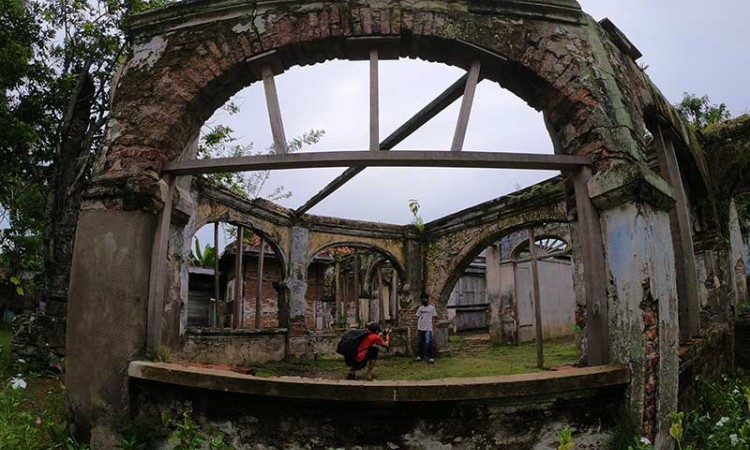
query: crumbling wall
[
  {"left": 182, "top": 329, "right": 287, "bottom": 365},
  {"left": 133, "top": 380, "right": 625, "bottom": 450},
  {"left": 424, "top": 182, "right": 568, "bottom": 310}
]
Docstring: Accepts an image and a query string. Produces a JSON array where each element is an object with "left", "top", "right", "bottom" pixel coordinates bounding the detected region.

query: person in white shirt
[{"left": 415, "top": 293, "right": 437, "bottom": 363}]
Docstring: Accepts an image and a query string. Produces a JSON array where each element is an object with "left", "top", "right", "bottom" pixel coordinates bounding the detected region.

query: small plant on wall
[{"left": 408, "top": 199, "right": 424, "bottom": 233}]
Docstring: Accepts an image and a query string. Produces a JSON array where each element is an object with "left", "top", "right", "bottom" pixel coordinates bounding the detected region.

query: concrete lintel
[
  {"left": 588, "top": 164, "right": 675, "bottom": 212},
  {"left": 198, "top": 184, "right": 295, "bottom": 227},
  {"left": 425, "top": 176, "right": 565, "bottom": 237},
  {"left": 199, "top": 182, "right": 407, "bottom": 240},
  {"left": 128, "top": 360, "right": 629, "bottom": 402},
  {"left": 598, "top": 18, "right": 642, "bottom": 61},
  {"left": 468, "top": 0, "right": 583, "bottom": 24},
  {"left": 186, "top": 327, "right": 288, "bottom": 336}
]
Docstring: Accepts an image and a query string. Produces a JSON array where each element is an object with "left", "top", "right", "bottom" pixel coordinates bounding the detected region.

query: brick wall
[{"left": 241, "top": 257, "right": 283, "bottom": 329}]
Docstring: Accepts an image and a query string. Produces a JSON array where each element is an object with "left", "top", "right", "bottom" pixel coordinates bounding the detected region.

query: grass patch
[
  {"left": 254, "top": 336, "right": 581, "bottom": 380},
  {"left": 0, "top": 323, "right": 12, "bottom": 380},
  {"left": 0, "top": 322, "right": 70, "bottom": 450}
]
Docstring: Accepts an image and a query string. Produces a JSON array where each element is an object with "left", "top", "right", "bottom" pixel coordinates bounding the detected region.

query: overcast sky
[{"left": 199, "top": 0, "right": 750, "bottom": 239}]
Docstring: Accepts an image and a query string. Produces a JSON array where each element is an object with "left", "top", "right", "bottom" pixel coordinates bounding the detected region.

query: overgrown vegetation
[
  {"left": 190, "top": 238, "right": 216, "bottom": 268},
  {"left": 677, "top": 93, "right": 732, "bottom": 130},
  {"left": 0, "top": 324, "right": 73, "bottom": 449},
  {"left": 4, "top": 322, "right": 750, "bottom": 448},
  {"left": 1, "top": 324, "right": 238, "bottom": 449},
  {"left": 564, "top": 374, "right": 750, "bottom": 450}
]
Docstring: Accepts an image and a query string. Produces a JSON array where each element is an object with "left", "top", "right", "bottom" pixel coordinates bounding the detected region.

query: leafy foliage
[
  {"left": 0, "top": 0, "right": 171, "bottom": 285},
  {"left": 190, "top": 238, "right": 216, "bottom": 268},
  {"left": 408, "top": 199, "right": 424, "bottom": 233},
  {"left": 161, "top": 401, "right": 233, "bottom": 450},
  {"left": 198, "top": 115, "right": 324, "bottom": 201},
  {"left": 676, "top": 93, "right": 731, "bottom": 129},
  {"left": 557, "top": 426, "right": 575, "bottom": 450},
  {"left": 679, "top": 376, "right": 750, "bottom": 449}
]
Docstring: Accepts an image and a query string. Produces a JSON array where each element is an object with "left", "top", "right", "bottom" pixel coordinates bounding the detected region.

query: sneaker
[
  {"left": 428, "top": 358, "right": 435, "bottom": 364},
  {"left": 414, "top": 357, "right": 422, "bottom": 362},
  {"left": 346, "top": 373, "right": 356, "bottom": 380}
]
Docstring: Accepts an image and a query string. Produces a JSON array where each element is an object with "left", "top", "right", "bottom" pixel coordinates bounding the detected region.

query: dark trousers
[
  {"left": 349, "top": 346, "right": 379, "bottom": 371},
  {"left": 417, "top": 330, "right": 435, "bottom": 359}
]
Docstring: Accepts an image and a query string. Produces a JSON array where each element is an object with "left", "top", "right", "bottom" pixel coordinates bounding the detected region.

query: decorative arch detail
[{"left": 305, "top": 241, "right": 406, "bottom": 281}]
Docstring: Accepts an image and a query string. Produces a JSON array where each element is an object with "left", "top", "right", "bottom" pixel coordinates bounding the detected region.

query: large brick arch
[{"left": 94, "top": 0, "right": 645, "bottom": 205}]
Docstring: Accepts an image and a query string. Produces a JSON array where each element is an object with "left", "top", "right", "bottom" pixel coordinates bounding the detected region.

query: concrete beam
[{"left": 164, "top": 151, "right": 590, "bottom": 176}]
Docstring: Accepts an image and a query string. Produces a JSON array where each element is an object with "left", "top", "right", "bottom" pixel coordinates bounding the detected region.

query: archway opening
[
  {"left": 442, "top": 224, "right": 581, "bottom": 372},
  {"left": 197, "top": 56, "right": 558, "bottom": 225},
  {"left": 187, "top": 222, "right": 286, "bottom": 330},
  {"left": 306, "top": 244, "right": 405, "bottom": 331}
]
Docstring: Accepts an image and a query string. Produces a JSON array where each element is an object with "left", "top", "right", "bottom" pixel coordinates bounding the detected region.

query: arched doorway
[
  {"left": 306, "top": 243, "right": 406, "bottom": 330},
  {"left": 186, "top": 221, "right": 287, "bottom": 330}
]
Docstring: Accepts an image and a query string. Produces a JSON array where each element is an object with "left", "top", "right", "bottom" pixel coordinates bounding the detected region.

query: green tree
[
  {"left": 199, "top": 118, "right": 324, "bottom": 200},
  {"left": 0, "top": 0, "right": 171, "bottom": 314},
  {"left": 190, "top": 238, "right": 216, "bottom": 268},
  {"left": 676, "top": 92, "right": 731, "bottom": 129}
]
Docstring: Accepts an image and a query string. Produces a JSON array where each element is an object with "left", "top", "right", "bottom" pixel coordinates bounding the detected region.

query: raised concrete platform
[{"left": 128, "top": 361, "right": 629, "bottom": 402}]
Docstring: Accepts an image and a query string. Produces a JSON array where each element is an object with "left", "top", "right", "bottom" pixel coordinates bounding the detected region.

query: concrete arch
[
  {"left": 426, "top": 200, "right": 568, "bottom": 305},
  {"left": 305, "top": 241, "right": 406, "bottom": 282},
  {"left": 67, "top": 1, "right": 704, "bottom": 445},
  {"left": 432, "top": 218, "right": 570, "bottom": 308},
  {"left": 193, "top": 197, "right": 292, "bottom": 272}
]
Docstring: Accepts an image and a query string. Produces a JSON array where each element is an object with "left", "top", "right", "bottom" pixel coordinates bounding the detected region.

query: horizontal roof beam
[{"left": 163, "top": 151, "right": 590, "bottom": 175}]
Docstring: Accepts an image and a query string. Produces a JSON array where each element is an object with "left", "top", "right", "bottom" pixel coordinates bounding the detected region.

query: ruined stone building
[{"left": 63, "top": 0, "right": 750, "bottom": 448}]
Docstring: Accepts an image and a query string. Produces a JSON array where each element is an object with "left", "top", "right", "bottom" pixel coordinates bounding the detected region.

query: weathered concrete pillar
[
  {"left": 589, "top": 165, "right": 679, "bottom": 448},
  {"left": 402, "top": 235, "right": 423, "bottom": 352},
  {"left": 655, "top": 126, "right": 701, "bottom": 339},
  {"left": 286, "top": 226, "right": 309, "bottom": 358},
  {"left": 486, "top": 245, "right": 504, "bottom": 342},
  {"left": 67, "top": 208, "right": 156, "bottom": 446},
  {"left": 729, "top": 200, "right": 748, "bottom": 311},
  {"left": 405, "top": 236, "right": 423, "bottom": 306}
]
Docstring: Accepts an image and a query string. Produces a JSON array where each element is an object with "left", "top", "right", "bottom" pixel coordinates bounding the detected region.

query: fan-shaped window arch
[{"left": 511, "top": 236, "right": 570, "bottom": 261}]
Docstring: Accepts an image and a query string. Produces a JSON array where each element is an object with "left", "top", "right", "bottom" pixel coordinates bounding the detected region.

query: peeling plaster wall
[
  {"left": 729, "top": 200, "right": 748, "bottom": 308},
  {"left": 182, "top": 330, "right": 287, "bottom": 365},
  {"left": 600, "top": 203, "right": 678, "bottom": 447}
]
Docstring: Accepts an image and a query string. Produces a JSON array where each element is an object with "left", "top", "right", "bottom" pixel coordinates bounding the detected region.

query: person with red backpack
[{"left": 341, "top": 322, "right": 391, "bottom": 380}]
